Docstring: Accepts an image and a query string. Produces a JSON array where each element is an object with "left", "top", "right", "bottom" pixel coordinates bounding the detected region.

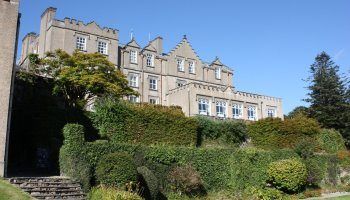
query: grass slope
[{"left": 0, "top": 179, "right": 32, "bottom": 200}]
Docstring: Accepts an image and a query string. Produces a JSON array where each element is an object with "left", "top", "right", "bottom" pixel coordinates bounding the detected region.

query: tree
[
  {"left": 29, "top": 49, "right": 137, "bottom": 108},
  {"left": 305, "top": 51, "right": 350, "bottom": 144},
  {"left": 286, "top": 106, "right": 310, "bottom": 119}
]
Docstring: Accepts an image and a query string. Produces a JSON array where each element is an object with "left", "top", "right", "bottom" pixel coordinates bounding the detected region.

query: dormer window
[
  {"left": 189, "top": 61, "right": 195, "bottom": 74},
  {"left": 146, "top": 54, "right": 154, "bottom": 67},
  {"left": 97, "top": 41, "right": 108, "bottom": 55},
  {"left": 215, "top": 68, "right": 221, "bottom": 79},
  {"left": 177, "top": 59, "right": 184, "bottom": 72},
  {"left": 130, "top": 50, "right": 138, "bottom": 64},
  {"left": 76, "top": 36, "right": 86, "bottom": 51}
]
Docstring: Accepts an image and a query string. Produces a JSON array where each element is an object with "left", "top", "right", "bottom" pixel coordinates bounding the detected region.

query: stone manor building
[{"left": 20, "top": 7, "right": 283, "bottom": 120}]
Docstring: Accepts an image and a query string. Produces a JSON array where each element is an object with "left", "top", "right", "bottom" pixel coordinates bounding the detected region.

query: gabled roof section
[
  {"left": 125, "top": 37, "right": 141, "bottom": 49},
  {"left": 142, "top": 43, "right": 157, "bottom": 52},
  {"left": 211, "top": 56, "right": 224, "bottom": 66},
  {"left": 168, "top": 35, "right": 202, "bottom": 61}
]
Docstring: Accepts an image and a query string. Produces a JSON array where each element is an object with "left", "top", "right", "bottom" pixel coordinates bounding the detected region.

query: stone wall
[{"left": 0, "top": 0, "right": 20, "bottom": 177}]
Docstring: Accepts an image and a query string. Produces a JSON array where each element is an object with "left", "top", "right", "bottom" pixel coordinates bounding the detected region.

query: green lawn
[
  {"left": 0, "top": 179, "right": 32, "bottom": 200},
  {"left": 326, "top": 196, "right": 350, "bottom": 200}
]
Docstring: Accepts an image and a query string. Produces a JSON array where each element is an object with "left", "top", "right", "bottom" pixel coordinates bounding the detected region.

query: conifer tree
[{"left": 306, "top": 52, "right": 350, "bottom": 143}]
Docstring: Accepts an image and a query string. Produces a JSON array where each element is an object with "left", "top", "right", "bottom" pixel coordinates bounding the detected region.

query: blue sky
[{"left": 18, "top": 0, "right": 350, "bottom": 114}]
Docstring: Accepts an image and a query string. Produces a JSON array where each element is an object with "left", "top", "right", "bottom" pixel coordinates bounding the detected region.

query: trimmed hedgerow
[
  {"left": 248, "top": 114, "right": 322, "bottom": 150},
  {"left": 267, "top": 158, "right": 307, "bottom": 193},
  {"left": 59, "top": 124, "right": 92, "bottom": 191},
  {"left": 91, "top": 98, "right": 198, "bottom": 146},
  {"left": 195, "top": 116, "right": 247, "bottom": 147},
  {"left": 96, "top": 152, "right": 137, "bottom": 187},
  {"left": 137, "top": 166, "right": 159, "bottom": 200}
]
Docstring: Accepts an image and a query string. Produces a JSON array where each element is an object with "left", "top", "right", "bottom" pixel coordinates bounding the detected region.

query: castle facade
[{"left": 20, "top": 7, "right": 283, "bottom": 120}]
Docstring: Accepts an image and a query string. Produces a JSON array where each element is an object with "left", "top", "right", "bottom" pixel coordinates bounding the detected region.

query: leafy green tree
[
  {"left": 286, "top": 106, "right": 310, "bottom": 119},
  {"left": 305, "top": 52, "right": 350, "bottom": 144},
  {"left": 29, "top": 49, "right": 137, "bottom": 107}
]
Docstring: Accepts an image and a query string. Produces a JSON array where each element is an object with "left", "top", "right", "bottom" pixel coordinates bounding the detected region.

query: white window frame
[
  {"left": 267, "top": 108, "right": 276, "bottom": 118},
  {"left": 76, "top": 36, "right": 87, "bottom": 51},
  {"left": 128, "top": 95, "right": 139, "bottom": 103},
  {"left": 198, "top": 98, "right": 210, "bottom": 115},
  {"left": 146, "top": 53, "right": 154, "bottom": 67},
  {"left": 149, "top": 78, "right": 157, "bottom": 90},
  {"left": 128, "top": 74, "right": 138, "bottom": 88},
  {"left": 177, "top": 58, "right": 184, "bottom": 72},
  {"left": 247, "top": 105, "right": 257, "bottom": 121},
  {"left": 130, "top": 50, "right": 138, "bottom": 64},
  {"left": 216, "top": 101, "right": 226, "bottom": 118},
  {"left": 97, "top": 40, "right": 108, "bottom": 55},
  {"left": 215, "top": 68, "right": 221, "bottom": 79},
  {"left": 232, "top": 103, "right": 243, "bottom": 119},
  {"left": 149, "top": 96, "right": 158, "bottom": 104},
  {"left": 189, "top": 61, "right": 195, "bottom": 74}
]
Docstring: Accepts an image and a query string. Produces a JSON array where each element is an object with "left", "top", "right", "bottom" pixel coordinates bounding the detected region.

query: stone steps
[{"left": 8, "top": 176, "right": 86, "bottom": 200}]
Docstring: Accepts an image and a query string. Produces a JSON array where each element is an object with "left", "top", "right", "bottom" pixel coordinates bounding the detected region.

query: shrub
[
  {"left": 249, "top": 187, "right": 284, "bottom": 200},
  {"left": 91, "top": 99, "right": 197, "bottom": 146},
  {"left": 303, "top": 157, "right": 325, "bottom": 187},
  {"left": 167, "top": 165, "right": 205, "bottom": 196},
  {"left": 96, "top": 152, "right": 137, "bottom": 187},
  {"left": 59, "top": 124, "right": 92, "bottom": 191},
  {"left": 196, "top": 116, "right": 247, "bottom": 147},
  {"left": 294, "top": 140, "right": 316, "bottom": 159},
  {"left": 248, "top": 114, "right": 321, "bottom": 150},
  {"left": 89, "top": 185, "right": 142, "bottom": 200},
  {"left": 317, "top": 129, "right": 346, "bottom": 153},
  {"left": 137, "top": 166, "right": 159, "bottom": 200},
  {"left": 326, "top": 156, "right": 340, "bottom": 186},
  {"left": 267, "top": 158, "right": 307, "bottom": 193}
]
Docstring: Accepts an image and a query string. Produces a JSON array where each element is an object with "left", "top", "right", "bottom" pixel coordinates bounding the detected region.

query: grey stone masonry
[
  {"left": 0, "top": 0, "right": 20, "bottom": 177},
  {"left": 8, "top": 176, "right": 86, "bottom": 199}
]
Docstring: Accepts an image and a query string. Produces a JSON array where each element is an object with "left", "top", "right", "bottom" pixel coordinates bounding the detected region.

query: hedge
[
  {"left": 89, "top": 186, "right": 142, "bottom": 200},
  {"left": 195, "top": 116, "right": 247, "bottom": 147},
  {"left": 91, "top": 99, "right": 197, "bottom": 146},
  {"left": 247, "top": 115, "right": 322, "bottom": 150}
]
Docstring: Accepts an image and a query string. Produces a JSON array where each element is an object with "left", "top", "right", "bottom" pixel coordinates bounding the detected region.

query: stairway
[{"left": 8, "top": 176, "right": 86, "bottom": 200}]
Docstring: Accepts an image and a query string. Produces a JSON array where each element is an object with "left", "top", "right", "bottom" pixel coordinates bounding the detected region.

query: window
[
  {"left": 149, "top": 96, "right": 158, "bottom": 104},
  {"left": 232, "top": 103, "right": 243, "bottom": 119},
  {"left": 267, "top": 108, "right": 276, "bottom": 118},
  {"left": 215, "top": 68, "right": 221, "bottom": 79},
  {"left": 128, "top": 95, "right": 139, "bottom": 103},
  {"left": 128, "top": 74, "right": 138, "bottom": 87},
  {"left": 149, "top": 78, "right": 157, "bottom": 90},
  {"left": 97, "top": 41, "right": 108, "bottom": 55},
  {"left": 189, "top": 61, "right": 195, "bottom": 74},
  {"left": 216, "top": 101, "right": 226, "bottom": 118},
  {"left": 177, "top": 59, "right": 184, "bottom": 72},
  {"left": 146, "top": 54, "right": 154, "bottom": 67},
  {"left": 198, "top": 98, "right": 210, "bottom": 115},
  {"left": 247, "top": 105, "right": 257, "bottom": 121},
  {"left": 76, "top": 36, "right": 86, "bottom": 51},
  {"left": 130, "top": 50, "right": 137, "bottom": 63}
]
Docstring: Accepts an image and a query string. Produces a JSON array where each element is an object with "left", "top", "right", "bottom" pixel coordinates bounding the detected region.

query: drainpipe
[{"left": 260, "top": 101, "right": 263, "bottom": 120}]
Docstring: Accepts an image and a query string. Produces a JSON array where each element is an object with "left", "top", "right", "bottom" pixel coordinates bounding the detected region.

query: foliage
[
  {"left": 298, "top": 188, "right": 322, "bottom": 199},
  {"left": 317, "top": 129, "right": 346, "bottom": 153},
  {"left": 28, "top": 50, "right": 136, "bottom": 107},
  {"left": 286, "top": 106, "right": 310, "bottom": 119},
  {"left": 248, "top": 187, "right": 284, "bottom": 200},
  {"left": 326, "top": 156, "right": 340, "bottom": 186},
  {"left": 137, "top": 166, "right": 159, "bottom": 200},
  {"left": 305, "top": 51, "right": 350, "bottom": 145},
  {"left": 59, "top": 124, "right": 92, "bottom": 191},
  {"left": 294, "top": 140, "right": 315, "bottom": 159},
  {"left": 96, "top": 152, "right": 137, "bottom": 187},
  {"left": 248, "top": 114, "right": 321, "bottom": 150},
  {"left": 195, "top": 116, "right": 247, "bottom": 147},
  {"left": 167, "top": 165, "right": 205, "bottom": 196},
  {"left": 91, "top": 98, "right": 198, "bottom": 146},
  {"left": 89, "top": 185, "right": 142, "bottom": 200},
  {"left": 303, "top": 157, "right": 325, "bottom": 187},
  {"left": 267, "top": 158, "right": 307, "bottom": 193}
]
